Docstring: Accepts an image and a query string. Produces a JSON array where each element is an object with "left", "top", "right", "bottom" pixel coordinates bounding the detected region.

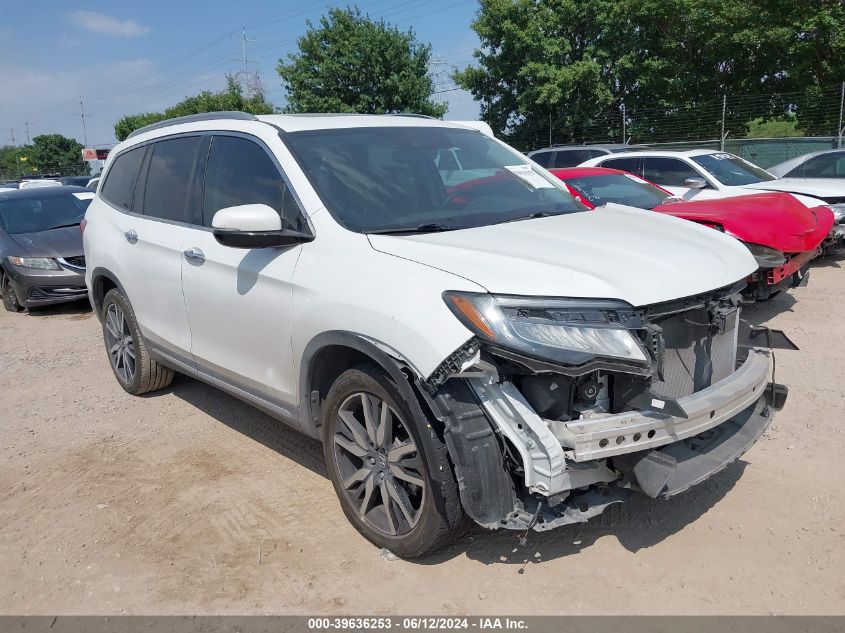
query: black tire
[
  {"left": 322, "top": 364, "right": 464, "bottom": 558},
  {"left": 101, "top": 288, "right": 174, "bottom": 395},
  {"left": 1, "top": 275, "right": 24, "bottom": 313}
]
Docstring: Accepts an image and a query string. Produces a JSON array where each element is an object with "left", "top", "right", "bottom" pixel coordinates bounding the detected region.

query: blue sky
[{"left": 0, "top": 0, "right": 481, "bottom": 147}]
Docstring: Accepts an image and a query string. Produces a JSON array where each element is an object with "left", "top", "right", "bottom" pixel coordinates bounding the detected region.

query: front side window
[
  {"left": 100, "top": 146, "right": 146, "bottom": 211},
  {"left": 141, "top": 136, "right": 206, "bottom": 223},
  {"left": 643, "top": 157, "right": 704, "bottom": 187},
  {"left": 202, "top": 135, "right": 305, "bottom": 230},
  {"left": 564, "top": 174, "right": 670, "bottom": 209},
  {"left": 691, "top": 153, "right": 775, "bottom": 186},
  {"left": 285, "top": 127, "right": 584, "bottom": 233},
  {"left": 794, "top": 152, "right": 845, "bottom": 178},
  {"left": 0, "top": 194, "right": 91, "bottom": 234}
]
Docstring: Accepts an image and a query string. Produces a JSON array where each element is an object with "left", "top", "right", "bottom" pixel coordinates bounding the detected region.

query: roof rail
[
  {"left": 126, "top": 111, "right": 259, "bottom": 139},
  {"left": 388, "top": 113, "right": 436, "bottom": 119}
]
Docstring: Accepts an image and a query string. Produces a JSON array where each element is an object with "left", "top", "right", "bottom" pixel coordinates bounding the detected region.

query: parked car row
[
  {"left": 0, "top": 176, "right": 100, "bottom": 193},
  {"left": 6, "top": 114, "right": 832, "bottom": 558}
]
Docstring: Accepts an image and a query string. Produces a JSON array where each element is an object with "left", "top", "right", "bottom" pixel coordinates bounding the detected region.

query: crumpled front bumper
[{"left": 560, "top": 348, "right": 774, "bottom": 463}]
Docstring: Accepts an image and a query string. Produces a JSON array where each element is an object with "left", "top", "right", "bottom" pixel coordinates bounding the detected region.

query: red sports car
[{"left": 551, "top": 167, "right": 835, "bottom": 300}]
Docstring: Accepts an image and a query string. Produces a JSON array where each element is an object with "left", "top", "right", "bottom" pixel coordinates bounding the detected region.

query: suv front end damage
[{"left": 423, "top": 284, "right": 791, "bottom": 532}]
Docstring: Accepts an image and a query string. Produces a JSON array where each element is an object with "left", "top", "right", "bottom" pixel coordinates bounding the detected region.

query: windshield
[
  {"left": 692, "top": 153, "right": 776, "bottom": 186},
  {"left": 0, "top": 194, "right": 91, "bottom": 234},
  {"left": 284, "top": 127, "right": 585, "bottom": 233},
  {"left": 563, "top": 173, "right": 670, "bottom": 210}
]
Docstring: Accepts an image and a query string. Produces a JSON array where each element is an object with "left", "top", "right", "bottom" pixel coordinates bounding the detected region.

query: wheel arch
[
  {"left": 89, "top": 266, "right": 126, "bottom": 319},
  {"left": 298, "top": 331, "right": 432, "bottom": 440}
]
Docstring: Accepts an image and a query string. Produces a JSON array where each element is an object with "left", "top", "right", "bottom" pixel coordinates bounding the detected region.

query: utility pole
[
  {"left": 24, "top": 121, "right": 31, "bottom": 144},
  {"left": 9, "top": 127, "right": 14, "bottom": 145},
  {"left": 79, "top": 96, "right": 88, "bottom": 147},
  {"left": 621, "top": 103, "right": 626, "bottom": 144},
  {"left": 720, "top": 94, "right": 727, "bottom": 151},
  {"left": 838, "top": 82, "right": 844, "bottom": 150},
  {"left": 230, "top": 27, "right": 257, "bottom": 97}
]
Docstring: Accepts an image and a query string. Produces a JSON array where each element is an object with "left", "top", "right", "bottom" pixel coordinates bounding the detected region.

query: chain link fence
[{"left": 510, "top": 84, "right": 845, "bottom": 168}]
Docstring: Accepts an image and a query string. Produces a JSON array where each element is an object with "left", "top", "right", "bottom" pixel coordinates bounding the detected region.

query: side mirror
[
  {"left": 684, "top": 177, "right": 708, "bottom": 189},
  {"left": 211, "top": 204, "right": 313, "bottom": 249}
]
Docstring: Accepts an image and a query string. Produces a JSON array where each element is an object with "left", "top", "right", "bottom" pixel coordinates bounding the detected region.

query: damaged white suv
[{"left": 83, "top": 113, "right": 790, "bottom": 557}]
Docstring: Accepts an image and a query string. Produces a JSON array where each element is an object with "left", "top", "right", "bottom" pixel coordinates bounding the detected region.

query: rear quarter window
[{"left": 100, "top": 146, "right": 146, "bottom": 211}]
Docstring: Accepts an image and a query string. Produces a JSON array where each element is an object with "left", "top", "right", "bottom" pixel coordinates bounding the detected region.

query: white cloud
[{"left": 69, "top": 11, "right": 150, "bottom": 37}]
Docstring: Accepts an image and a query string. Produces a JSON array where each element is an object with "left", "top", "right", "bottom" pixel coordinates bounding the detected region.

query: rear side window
[
  {"left": 601, "top": 156, "right": 643, "bottom": 176},
  {"left": 202, "top": 135, "right": 304, "bottom": 230},
  {"left": 553, "top": 149, "right": 598, "bottom": 167},
  {"left": 100, "top": 146, "right": 146, "bottom": 211},
  {"left": 643, "top": 157, "right": 702, "bottom": 186},
  {"left": 529, "top": 150, "right": 554, "bottom": 167},
  {"left": 140, "top": 136, "right": 206, "bottom": 224}
]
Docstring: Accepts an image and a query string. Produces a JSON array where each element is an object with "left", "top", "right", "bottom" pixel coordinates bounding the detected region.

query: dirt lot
[{"left": 1, "top": 258, "right": 844, "bottom": 616}]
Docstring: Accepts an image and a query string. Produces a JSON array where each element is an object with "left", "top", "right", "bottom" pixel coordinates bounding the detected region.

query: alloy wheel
[
  {"left": 332, "top": 392, "right": 426, "bottom": 537},
  {"left": 105, "top": 303, "right": 136, "bottom": 383}
]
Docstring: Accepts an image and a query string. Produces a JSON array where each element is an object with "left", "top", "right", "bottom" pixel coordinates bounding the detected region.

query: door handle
[
  {"left": 183, "top": 247, "right": 205, "bottom": 265},
  {"left": 124, "top": 229, "right": 138, "bottom": 244}
]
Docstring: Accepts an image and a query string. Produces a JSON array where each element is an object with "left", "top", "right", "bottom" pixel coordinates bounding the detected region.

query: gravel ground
[{"left": 1, "top": 256, "right": 843, "bottom": 615}]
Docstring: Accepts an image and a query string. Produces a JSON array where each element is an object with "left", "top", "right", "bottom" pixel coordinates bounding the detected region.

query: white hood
[
  {"left": 368, "top": 204, "right": 757, "bottom": 307},
  {"left": 743, "top": 178, "right": 845, "bottom": 201}
]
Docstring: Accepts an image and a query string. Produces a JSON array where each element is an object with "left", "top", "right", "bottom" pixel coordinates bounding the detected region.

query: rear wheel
[
  {"left": 101, "top": 288, "right": 174, "bottom": 395},
  {"left": 322, "top": 364, "right": 464, "bottom": 557}
]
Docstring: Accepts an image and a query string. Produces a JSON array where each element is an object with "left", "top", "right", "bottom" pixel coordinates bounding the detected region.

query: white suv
[{"left": 83, "top": 112, "right": 789, "bottom": 557}]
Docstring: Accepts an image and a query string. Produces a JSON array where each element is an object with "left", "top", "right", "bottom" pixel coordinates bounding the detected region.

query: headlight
[
  {"left": 443, "top": 291, "right": 648, "bottom": 365},
  {"left": 829, "top": 203, "right": 845, "bottom": 223},
  {"left": 7, "top": 256, "right": 61, "bottom": 270},
  {"left": 743, "top": 243, "right": 786, "bottom": 268}
]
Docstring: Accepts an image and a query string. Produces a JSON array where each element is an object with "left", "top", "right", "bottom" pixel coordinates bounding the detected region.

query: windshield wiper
[
  {"left": 492, "top": 210, "right": 562, "bottom": 225},
  {"left": 365, "top": 223, "right": 457, "bottom": 235},
  {"left": 45, "top": 222, "right": 81, "bottom": 230}
]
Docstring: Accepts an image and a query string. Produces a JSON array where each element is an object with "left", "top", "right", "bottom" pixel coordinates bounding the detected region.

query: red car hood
[{"left": 652, "top": 193, "right": 834, "bottom": 253}]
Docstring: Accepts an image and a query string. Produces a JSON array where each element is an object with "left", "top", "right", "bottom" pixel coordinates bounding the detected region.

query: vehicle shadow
[
  {"left": 24, "top": 299, "right": 92, "bottom": 318},
  {"left": 742, "top": 291, "right": 796, "bottom": 327},
  {"left": 164, "top": 374, "right": 327, "bottom": 478},
  {"left": 422, "top": 460, "right": 746, "bottom": 567}
]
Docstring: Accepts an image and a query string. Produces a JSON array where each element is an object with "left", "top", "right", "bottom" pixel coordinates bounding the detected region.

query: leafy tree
[
  {"left": 455, "top": 0, "right": 845, "bottom": 147},
  {"left": 114, "top": 76, "right": 275, "bottom": 141},
  {"left": 745, "top": 117, "right": 803, "bottom": 139},
  {"left": 0, "top": 135, "right": 87, "bottom": 179},
  {"left": 277, "top": 6, "right": 447, "bottom": 117}
]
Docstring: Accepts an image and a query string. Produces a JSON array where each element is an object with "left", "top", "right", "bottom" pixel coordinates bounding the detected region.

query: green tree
[
  {"left": 455, "top": 0, "right": 845, "bottom": 147},
  {"left": 25, "top": 134, "right": 88, "bottom": 176},
  {"left": 113, "top": 76, "right": 275, "bottom": 141},
  {"left": 277, "top": 6, "right": 447, "bottom": 117}
]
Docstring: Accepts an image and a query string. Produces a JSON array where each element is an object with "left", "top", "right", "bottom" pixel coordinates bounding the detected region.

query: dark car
[
  {"left": 527, "top": 143, "right": 648, "bottom": 168},
  {"left": 0, "top": 186, "right": 92, "bottom": 312},
  {"left": 58, "top": 176, "right": 93, "bottom": 187}
]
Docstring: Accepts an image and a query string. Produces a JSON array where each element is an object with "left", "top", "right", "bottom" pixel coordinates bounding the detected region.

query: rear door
[
  {"left": 181, "top": 133, "right": 308, "bottom": 411},
  {"left": 117, "top": 135, "right": 208, "bottom": 361}
]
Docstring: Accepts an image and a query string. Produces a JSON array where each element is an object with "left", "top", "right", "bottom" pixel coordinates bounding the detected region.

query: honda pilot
[{"left": 83, "top": 112, "right": 790, "bottom": 557}]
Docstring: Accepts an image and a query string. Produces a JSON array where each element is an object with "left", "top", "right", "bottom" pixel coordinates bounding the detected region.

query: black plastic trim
[{"left": 126, "top": 111, "right": 258, "bottom": 139}]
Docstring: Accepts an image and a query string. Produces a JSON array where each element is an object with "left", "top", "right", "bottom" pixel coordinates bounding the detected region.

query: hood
[
  {"left": 742, "top": 178, "right": 845, "bottom": 201},
  {"left": 652, "top": 193, "right": 834, "bottom": 253},
  {"left": 368, "top": 204, "right": 757, "bottom": 307},
  {"left": 8, "top": 225, "right": 83, "bottom": 258}
]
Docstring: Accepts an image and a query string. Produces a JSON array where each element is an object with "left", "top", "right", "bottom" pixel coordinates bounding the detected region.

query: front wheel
[
  {"left": 322, "top": 364, "right": 465, "bottom": 557},
  {"left": 1, "top": 275, "right": 23, "bottom": 312},
  {"left": 101, "top": 288, "right": 174, "bottom": 395}
]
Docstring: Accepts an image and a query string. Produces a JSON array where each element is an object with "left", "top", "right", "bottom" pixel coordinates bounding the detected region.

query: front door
[{"left": 181, "top": 133, "right": 308, "bottom": 414}]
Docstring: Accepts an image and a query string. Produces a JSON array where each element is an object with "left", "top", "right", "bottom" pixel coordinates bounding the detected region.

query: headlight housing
[
  {"left": 828, "top": 203, "right": 845, "bottom": 224},
  {"left": 743, "top": 243, "right": 786, "bottom": 268},
  {"left": 443, "top": 291, "right": 648, "bottom": 367},
  {"left": 7, "top": 256, "right": 61, "bottom": 270}
]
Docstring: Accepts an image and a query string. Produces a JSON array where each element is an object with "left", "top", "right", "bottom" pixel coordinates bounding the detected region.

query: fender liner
[
  {"left": 89, "top": 266, "right": 127, "bottom": 319},
  {"left": 297, "top": 331, "right": 427, "bottom": 439}
]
